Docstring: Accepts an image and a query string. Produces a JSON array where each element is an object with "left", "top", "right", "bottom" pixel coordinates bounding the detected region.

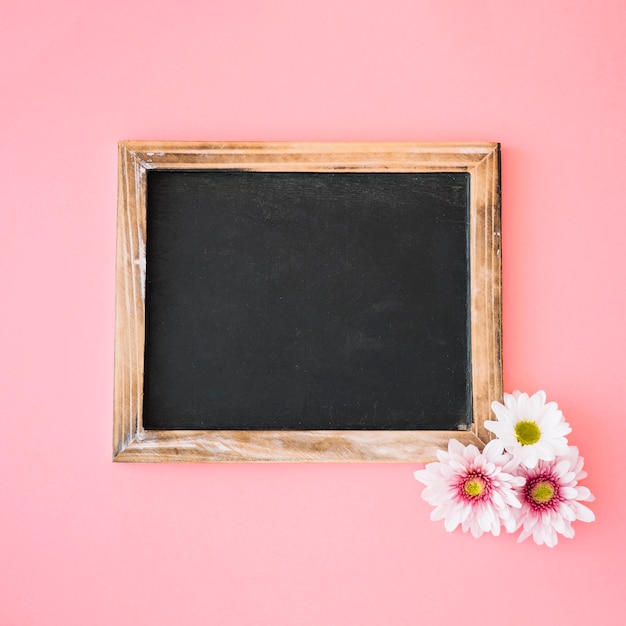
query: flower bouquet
[{"left": 414, "top": 391, "right": 595, "bottom": 547}]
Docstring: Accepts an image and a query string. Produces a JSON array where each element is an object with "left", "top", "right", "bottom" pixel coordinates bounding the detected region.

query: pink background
[{"left": 1, "top": 1, "right": 625, "bottom": 624}]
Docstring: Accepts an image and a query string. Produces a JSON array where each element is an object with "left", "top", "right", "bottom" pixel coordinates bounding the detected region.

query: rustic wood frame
[{"left": 114, "top": 142, "right": 501, "bottom": 462}]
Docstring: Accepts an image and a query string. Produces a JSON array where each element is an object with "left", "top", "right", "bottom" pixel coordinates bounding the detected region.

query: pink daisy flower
[
  {"left": 414, "top": 438, "right": 524, "bottom": 538},
  {"left": 513, "top": 445, "right": 595, "bottom": 547}
]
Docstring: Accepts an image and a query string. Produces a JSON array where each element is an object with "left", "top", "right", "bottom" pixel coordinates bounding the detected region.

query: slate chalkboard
[
  {"left": 143, "top": 171, "right": 471, "bottom": 431},
  {"left": 113, "top": 142, "right": 502, "bottom": 462}
]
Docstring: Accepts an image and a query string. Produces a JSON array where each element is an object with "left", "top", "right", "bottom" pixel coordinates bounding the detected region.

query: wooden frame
[{"left": 114, "top": 142, "right": 501, "bottom": 462}]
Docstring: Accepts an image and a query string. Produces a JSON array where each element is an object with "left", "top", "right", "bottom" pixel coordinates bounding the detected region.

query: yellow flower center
[
  {"left": 515, "top": 420, "right": 541, "bottom": 446},
  {"left": 530, "top": 480, "right": 555, "bottom": 504},
  {"left": 463, "top": 477, "right": 486, "bottom": 498}
]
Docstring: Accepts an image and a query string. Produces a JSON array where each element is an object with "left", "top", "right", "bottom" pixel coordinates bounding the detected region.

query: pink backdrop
[{"left": 2, "top": 1, "right": 625, "bottom": 624}]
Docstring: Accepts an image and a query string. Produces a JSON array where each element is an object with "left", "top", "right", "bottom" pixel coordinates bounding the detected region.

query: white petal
[
  {"left": 430, "top": 506, "right": 448, "bottom": 521},
  {"left": 443, "top": 504, "right": 465, "bottom": 531},
  {"left": 504, "top": 392, "right": 523, "bottom": 412},
  {"left": 484, "top": 420, "right": 508, "bottom": 438},
  {"left": 559, "top": 503, "right": 577, "bottom": 522},
  {"left": 575, "top": 486, "right": 594, "bottom": 501},
  {"left": 532, "top": 390, "right": 547, "bottom": 405},
  {"left": 571, "top": 501, "right": 595, "bottom": 523},
  {"left": 503, "top": 515, "right": 517, "bottom": 533},
  {"left": 551, "top": 512, "right": 567, "bottom": 534},
  {"left": 502, "top": 489, "right": 522, "bottom": 508},
  {"left": 459, "top": 503, "right": 473, "bottom": 524},
  {"left": 491, "top": 491, "right": 504, "bottom": 508},
  {"left": 516, "top": 393, "right": 530, "bottom": 420},
  {"left": 560, "top": 486, "right": 578, "bottom": 499},
  {"left": 463, "top": 444, "right": 480, "bottom": 462},
  {"left": 521, "top": 448, "right": 539, "bottom": 468},
  {"left": 560, "top": 521, "right": 575, "bottom": 539},
  {"left": 543, "top": 528, "right": 558, "bottom": 547},
  {"left": 469, "top": 519, "right": 484, "bottom": 538},
  {"left": 502, "top": 457, "right": 522, "bottom": 474},
  {"left": 491, "top": 402, "right": 514, "bottom": 424},
  {"left": 529, "top": 392, "right": 548, "bottom": 419},
  {"left": 447, "top": 438, "right": 466, "bottom": 457},
  {"left": 483, "top": 438, "right": 505, "bottom": 459},
  {"left": 414, "top": 469, "right": 428, "bottom": 482},
  {"left": 533, "top": 442, "right": 557, "bottom": 462},
  {"left": 482, "top": 462, "right": 497, "bottom": 477}
]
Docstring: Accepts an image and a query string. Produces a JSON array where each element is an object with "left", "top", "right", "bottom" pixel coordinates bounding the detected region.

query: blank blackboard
[
  {"left": 114, "top": 143, "right": 501, "bottom": 462},
  {"left": 143, "top": 171, "right": 471, "bottom": 431}
]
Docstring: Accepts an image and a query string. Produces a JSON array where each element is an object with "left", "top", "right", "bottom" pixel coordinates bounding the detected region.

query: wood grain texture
[{"left": 113, "top": 142, "right": 502, "bottom": 462}]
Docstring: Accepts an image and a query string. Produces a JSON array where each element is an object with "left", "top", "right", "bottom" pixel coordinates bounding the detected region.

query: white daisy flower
[
  {"left": 414, "top": 438, "right": 524, "bottom": 538},
  {"left": 485, "top": 390, "right": 571, "bottom": 468},
  {"left": 513, "top": 446, "right": 595, "bottom": 547}
]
